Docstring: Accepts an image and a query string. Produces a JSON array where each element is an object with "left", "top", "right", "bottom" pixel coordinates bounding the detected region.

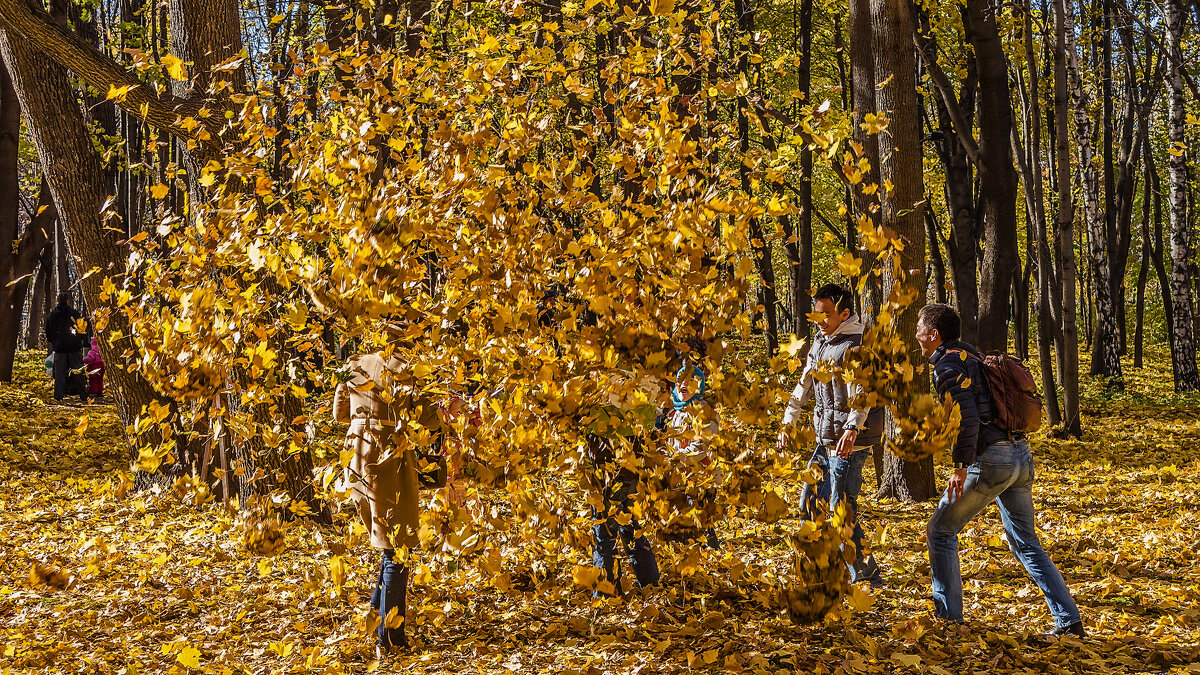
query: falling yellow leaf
[{"left": 161, "top": 54, "right": 187, "bottom": 80}]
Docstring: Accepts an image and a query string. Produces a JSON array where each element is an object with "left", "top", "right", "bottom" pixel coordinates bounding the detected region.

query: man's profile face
[
  {"left": 915, "top": 320, "right": 941, "bottom": 358},
  {"left": 813, "top": 298, "right": 850, "bottom": 336}
]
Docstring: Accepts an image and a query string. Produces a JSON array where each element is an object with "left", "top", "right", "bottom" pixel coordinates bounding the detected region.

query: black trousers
[{"left": 53, "top": 351, "right": 87, "bottom": 402}]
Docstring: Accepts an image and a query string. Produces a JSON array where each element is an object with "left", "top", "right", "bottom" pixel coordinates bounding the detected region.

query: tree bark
[
  {"left": 1063, "top": 0, "right": 1122, "bottom": 387},
  {"left": 1053, "top": 0, "right": 1083, "bottom": 435},
  {"left": 0, "top": 24, "right": 184, "bottom": 461},
  {"left": 964, "top": 0, "right": 1020, "bottom": 354},
  {"left": 872, "top": 0, "right": 933, "bottom": 502},
  {"left": 1163, "top": 0, "right": 1200, "bottom": 392},
  {"left": 0, "top": 57, "right": 50, "bottom": 382}
]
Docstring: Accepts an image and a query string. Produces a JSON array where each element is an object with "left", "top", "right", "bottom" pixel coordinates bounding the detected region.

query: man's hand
[
  {"left": 835, "top": 428, "right": 859, "bottom": 458},
  {"left": 946, "top": 467, "right": 970, "bottom": 503}
]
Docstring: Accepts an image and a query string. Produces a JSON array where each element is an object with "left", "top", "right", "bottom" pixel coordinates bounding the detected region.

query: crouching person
[{"left": 916, "top": 303, "right": 1083, "bottom": 637}]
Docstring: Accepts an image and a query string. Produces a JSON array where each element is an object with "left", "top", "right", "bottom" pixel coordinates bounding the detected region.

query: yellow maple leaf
[
  {"left": 177, "top": 645, "right": 201, "bottom": 668},
  {"left": 106, "top": 84, "right": 133, "bottom": 102},
  {"left": 161, "top": 54, "right": 187, "bottom": 80},
  {"left": 837, "top": 251, "right": 863, "bottom": 278},
  {"left": 150, "top": 183, "right": 169, "bottom": 200}
]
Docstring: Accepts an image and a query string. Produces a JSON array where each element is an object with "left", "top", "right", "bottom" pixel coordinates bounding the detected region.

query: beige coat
[{"left": 334, "top": 352, "right": 439, "bottom": 550}]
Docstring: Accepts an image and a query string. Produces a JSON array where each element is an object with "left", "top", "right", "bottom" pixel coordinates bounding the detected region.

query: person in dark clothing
[
  {"left": 45, "top": 293, "right": 88, "bottom": 403},
  {"left": 917, "top": 303, "right": 1083, "bottom": 638},
  {"left": 588, "top": 433, "right": 660, "bottom": 595}
]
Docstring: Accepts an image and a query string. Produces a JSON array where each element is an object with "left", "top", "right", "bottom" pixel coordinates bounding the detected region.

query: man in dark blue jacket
[
  {"left": 45, "top": 293, "right": 88, "bottom": 403},
  {"left": 916, "top": 303, "right": 1083, "bottom": 637}
]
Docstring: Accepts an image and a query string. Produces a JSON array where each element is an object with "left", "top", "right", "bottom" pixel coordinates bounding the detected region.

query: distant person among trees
[
  {"left": 83, "top": 337, "right": 104, "bottom": 402},
  {"left": 778, "top": 283, "right": 885, "bottom": 586},
  {"left": 334, "top": 347, "right": 439, "bottom": 654},
  {"left": 916, "top": 303, "right": 1084, "bottom": 637},
  {"left": 44, "top": 292, "right": 88, "bottom": 403}
]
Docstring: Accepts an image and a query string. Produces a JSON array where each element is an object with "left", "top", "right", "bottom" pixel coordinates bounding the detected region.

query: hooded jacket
[{"left": 781, "top": 315, "right": 885, "bottom": 449}]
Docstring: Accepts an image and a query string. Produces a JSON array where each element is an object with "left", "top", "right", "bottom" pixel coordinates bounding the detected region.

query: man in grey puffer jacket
[{"left": 777, "top": 283, "right": 885, "bottom": 585}]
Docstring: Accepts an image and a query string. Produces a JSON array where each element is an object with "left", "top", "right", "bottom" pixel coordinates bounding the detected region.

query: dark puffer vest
[{"left": 807, "top": 327, "right": 885, "bottom": 448}]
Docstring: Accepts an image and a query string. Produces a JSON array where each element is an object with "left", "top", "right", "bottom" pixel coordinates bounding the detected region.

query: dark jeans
[
  {"left": 799, "top": 444, "right": 882, "bottom": 584},
  {"left": 53, "top": 350, "right": 86, "bottom": 402},
  {"left": 370, "top": 549, "right": 409, "bottom": 648},
  {"left": 593, "top": 473, "right": 660, "bottom": 594},
  {"left": 927, "top": 440, "right": 1080, "bottom": 628}
]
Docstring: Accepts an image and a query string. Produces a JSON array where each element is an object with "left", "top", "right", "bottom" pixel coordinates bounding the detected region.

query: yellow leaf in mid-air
[
  {"left": 806, "top": 311, "right": 828, "bottom": 323},
  {"left": 161, "top": 54, "right": 187, "bottom": 80},
  {"left": 106, "top": 84, "right": 133, "bottom": 102},
  {"left": 150, "top": 184, "right": 169, "bottom": 200},
  {"left": 177, "top": 645, "right": 201, "bottom": 668},
  {"left": 837, "top": 251, "right": 863, "bottom": 278},
  {"left": 860, "top": 112, "right": 889, "bottom": 134},
  {"left": 780, "top": 334, "right": 807, "bottom": 357},
  {"left": 75, "top": 416, "right": 88, "bottom": 436}
]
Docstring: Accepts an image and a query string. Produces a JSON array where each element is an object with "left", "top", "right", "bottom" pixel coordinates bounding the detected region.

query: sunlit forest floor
[{"left": 3, "top": 348, "right": 1200, "bottom": 674}]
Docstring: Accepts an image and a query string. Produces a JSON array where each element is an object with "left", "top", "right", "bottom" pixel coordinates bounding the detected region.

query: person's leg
[
  {"left": 377, "top": 548, "right": 409, "bottom": 649},
  {"left": 995, "top": 447, "right": 1082, "bottom": 631},
  {"left": 613, "top": 476, "right": 659, "bottom": 588},
  {"left": 592, "top": 477, "right": 623, "bottom": 595},
  {"left": 369, "top": 560, "right": 383, "bottom": 610},
  {"left": 926, "top": 452, "right": 1016, "bottom": 621},
  {"left": 828, "top": 448, "right": 879, "bottom": 584},
  {"left": 53, "top": 352, "right": 67, "bottom": 400},
  {"left": 68, "top": 352, "right": 86, "bottom": 402},
  {"left": 799, "top": 445, "right": 831, "bottom": 522}
]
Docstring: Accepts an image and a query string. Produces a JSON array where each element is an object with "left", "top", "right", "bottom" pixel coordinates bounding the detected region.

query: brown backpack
[{"left": 951, "top": 350, "right": 1044, "bottom": 434}]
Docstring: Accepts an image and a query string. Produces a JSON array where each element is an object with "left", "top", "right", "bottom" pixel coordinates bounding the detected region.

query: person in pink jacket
[{"left": 83, "top": 337, "right": 104, "bottom": 402}]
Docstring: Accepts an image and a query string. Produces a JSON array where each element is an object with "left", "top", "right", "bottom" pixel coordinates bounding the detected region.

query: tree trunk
[
  {"left": 965, "top": 0, "right": 1020, "bottom": 354},
  {"left": 23, "top": 238, "right": 53, "bottom": 349},
  {"left": 0, "top": 57, "right": 49, "bottom": 382},
  {"left": 1163, "top": 0, "right": 1200, "bottom": 392},
  {"left": 0, "top": 25, "right": 185, "bottom": 463},
  {"left": 872, "top": 0, "right": 934, "bottom": 502},
  {"left": 1053, "top": 0, "right": 1083, "bottom": 435},
  {"left": 1063, "top": 0, "right": 1122, "bottom": 387}
]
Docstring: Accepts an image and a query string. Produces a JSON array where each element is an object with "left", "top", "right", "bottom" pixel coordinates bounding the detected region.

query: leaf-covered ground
[{"left": 3, "top": 349, "right": 1200, "bottom": 674}]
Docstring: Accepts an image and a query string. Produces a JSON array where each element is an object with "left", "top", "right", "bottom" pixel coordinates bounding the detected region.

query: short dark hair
[
  {"left": 813, "top": 283, "right": 854, "bottom": 314},
  {"left": 57, "top": 292, "right": 73, "bottom": 306},
  {"left": 917, "top": 303, "right": 961, "bottom": 342}
]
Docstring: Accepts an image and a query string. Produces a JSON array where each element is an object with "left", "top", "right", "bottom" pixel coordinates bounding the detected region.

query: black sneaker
[{"left": 1047, "top": 621, "right": 1085, "bottom": 638}]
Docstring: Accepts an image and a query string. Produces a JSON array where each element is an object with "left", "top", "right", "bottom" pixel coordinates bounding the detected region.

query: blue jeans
[
  {"left": 927, "top": 440, "right": 1081, "bottom": 628},
  {"left": 593, "top": 474, "right": 660, "bottom": 594},
  {"left": 799, "top": 444, "right": 881, "bottom": 584},
  {"left": 370, "top": 549, "right": 408, "bottom": 648}
]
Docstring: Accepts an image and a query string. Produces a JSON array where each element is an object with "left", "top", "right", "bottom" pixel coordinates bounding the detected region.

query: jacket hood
[{"left": 821, "top": 314, "right": 864, "bottom": 340}]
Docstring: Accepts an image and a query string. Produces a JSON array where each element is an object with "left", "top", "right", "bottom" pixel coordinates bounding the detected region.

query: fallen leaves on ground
[{"left": 2, "top": 350, "right": 1200, "bottom": 673}]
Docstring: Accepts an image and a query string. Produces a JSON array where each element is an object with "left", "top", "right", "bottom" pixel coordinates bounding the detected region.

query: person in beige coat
[{"left": 335, "top": 350, "right": 439, "bottom": 651}]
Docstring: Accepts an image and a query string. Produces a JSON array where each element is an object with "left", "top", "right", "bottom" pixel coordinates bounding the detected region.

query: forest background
[{"left": 1, "top": 0, "right": 1200, "bottom": 672}]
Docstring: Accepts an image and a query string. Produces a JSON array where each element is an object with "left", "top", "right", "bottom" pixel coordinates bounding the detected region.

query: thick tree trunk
[
  {"left": 1163, "top": 0, "right": 1200, "bottom": 392},
  {"left": 872, "top": 0, "right": 933, "bottom": 502},
  {"left": 0, "top": 26, "right": 184, "bottom": 460},
  {"left": 1053, "top": 0, "right": 1082, "bottom": 436},
  {"left": 0, "top": 179, "right": 54, "bottom": 382},
  {"left": 965, "top": 0, "right": 1020, "bottom": 354}
]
